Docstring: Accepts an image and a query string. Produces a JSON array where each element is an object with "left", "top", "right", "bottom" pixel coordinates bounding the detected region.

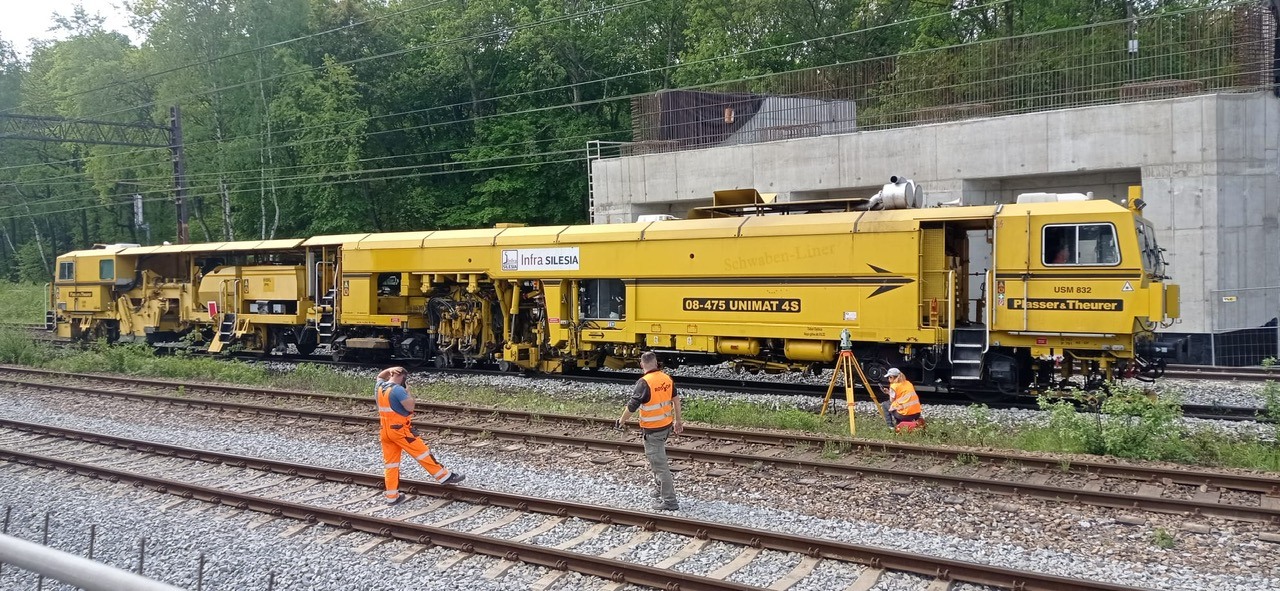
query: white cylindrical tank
[{"left": 873, "top": 176, "right": 924, "bottom": 209}]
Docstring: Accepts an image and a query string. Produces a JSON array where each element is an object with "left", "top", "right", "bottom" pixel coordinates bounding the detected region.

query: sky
[{"left": 1, "top": 0, "right": 138, "bottom": 58}]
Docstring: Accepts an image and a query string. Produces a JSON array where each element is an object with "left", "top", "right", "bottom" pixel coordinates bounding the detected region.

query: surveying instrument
[{"left": 820, "top": 328, "right": 886, "bottom": 436}]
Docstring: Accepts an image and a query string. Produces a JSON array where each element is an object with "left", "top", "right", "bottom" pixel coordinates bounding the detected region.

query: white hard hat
[{"left": 885, "top": 368, "right": 902, "bottom": 378}]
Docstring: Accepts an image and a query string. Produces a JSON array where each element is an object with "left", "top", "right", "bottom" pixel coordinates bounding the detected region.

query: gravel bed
[
  {"left": 568, "top": 524, "right": 639, "bottom": 555},
  {"left": 0, "top": 466, "right": 543, "bottom": 591},
  {"left": 870, "top": 571, "right": 934, "bottom": 591},
  {"left": 787, "top": 558, "right": 868, "bottom": 591},
  {"left": 436, "top": 506, "right": 513, "bottom": 533},
  {"left": 287, "top": 362, "right": 1277, "bottom": 441},
  {"left": 723, "top": 548, "right": 801, "bottom": 587},
  {"left": 3, "top": 386, "right": 1278, "bottom": 590},
  {"left": 521, "top": 516, "right": 592, "bottom": 547},
  {"left": 607, "top": 361, "right": 1277, "bottom": 409},
  {"left": 668, "top": 540, "right": 742, "bottom": 575},
  {"left": 483, "top": 512, "right": 547, "bottom": 539}
]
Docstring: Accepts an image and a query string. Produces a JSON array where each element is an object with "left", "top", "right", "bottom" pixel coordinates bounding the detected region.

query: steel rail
[
  {"left": 3, "top": 353, "right": 1269, "bottom": 422},
  {"left": 3, "top": 379, "right": 1276, "bottom": 524},
  {"left": 0, "top": 446, "right": 758, "bottom": 591},
  {"left": 0, "top": 419, "right": 1152, "bottom": 591},
  {"left": 1, "top": 367, "right": 1275, "bottom": 495}
]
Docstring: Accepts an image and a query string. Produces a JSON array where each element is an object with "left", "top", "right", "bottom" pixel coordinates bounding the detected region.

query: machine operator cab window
[
  {"left": 58, "top": 261, "right": 75, "bottom": 281},
  {"left": 580, "top": 279, "right": 626, "bottom": 321},
  {"left": 1043, "top": 224, "right": 1119, "bottom": 266}
]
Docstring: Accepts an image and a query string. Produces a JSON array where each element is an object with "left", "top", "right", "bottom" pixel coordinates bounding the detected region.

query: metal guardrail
[{"left": 0, "top": 533, "right": 184, "bottom": 591}]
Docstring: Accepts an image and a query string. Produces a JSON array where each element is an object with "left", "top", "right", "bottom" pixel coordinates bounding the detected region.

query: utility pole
[{"left": 169, "top": 106, "right": 190, "bottom": 244}]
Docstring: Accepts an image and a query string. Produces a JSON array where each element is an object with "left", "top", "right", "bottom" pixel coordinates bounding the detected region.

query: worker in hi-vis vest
[
  {"left": 375, "top": 366, "right": 465, "bottom": 505},
  {"left": 615, "top": 351, "right": 683, "bottom": 511}
]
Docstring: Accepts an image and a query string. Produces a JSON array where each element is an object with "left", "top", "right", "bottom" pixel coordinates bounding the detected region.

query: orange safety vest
[
  {"left": 889, "top": 380, "right": 922, "bottom": 416},
  {"left": 637, "top": 371, "right": 675, "bottom": 430},
  {"left": 376, "top": 382, "right": 409, "bottom": 431}
]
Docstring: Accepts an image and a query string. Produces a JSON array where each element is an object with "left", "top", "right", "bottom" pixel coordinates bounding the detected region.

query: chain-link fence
[
  {"left": 1209, "top": 286, "right": 1280, "bottom": 366},
  {"left": 623, "top": 1, "right": 1277, "bottom": 156}
]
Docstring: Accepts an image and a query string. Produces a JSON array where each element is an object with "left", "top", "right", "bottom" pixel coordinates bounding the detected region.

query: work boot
[
  {"left": 385, "top": 494, "right": 409, "bottom": 506},
  {"left": 650, "top": 501, "right": 679, "bottom": 511},
  {"left": 442, "top": 473, "right": 466, "bottom": 486}
]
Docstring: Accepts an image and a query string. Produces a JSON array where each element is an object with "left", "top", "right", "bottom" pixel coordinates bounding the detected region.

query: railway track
[
  {"left": 11, "top": 323, "right": 1276, "bottom": 417},
  {"left": 240, "top": 357, "right": 1271, "bottom": 422},
  {"left": 10, "top": 321, "right": 1277, "bottom": 383},
  {"left": 1164, "top": 364, "right": 1278, "bottom": 382},
  {"left": 0, "top": 418, "right": 1150, "bottom": 591},
  {"left": 2, "top": 366, "right": 1277, "bottom": 526}
]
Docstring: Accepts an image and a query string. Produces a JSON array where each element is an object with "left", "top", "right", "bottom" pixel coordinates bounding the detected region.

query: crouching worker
[
  {"left": 376, "top": 366, "right": 465, "bottom": 505},
  {"left": 879, "top": 368, "right": 923, "bottom": 430}
]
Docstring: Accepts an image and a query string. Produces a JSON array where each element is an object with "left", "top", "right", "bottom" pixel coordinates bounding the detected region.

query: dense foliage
[{"left": 0, "top": 0, "right": 1240, "bottom": 280}]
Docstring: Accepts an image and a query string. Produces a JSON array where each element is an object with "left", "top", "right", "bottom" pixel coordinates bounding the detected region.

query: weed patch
[{"left": 0, "top": 283, "right": 45, "bottom": 324}]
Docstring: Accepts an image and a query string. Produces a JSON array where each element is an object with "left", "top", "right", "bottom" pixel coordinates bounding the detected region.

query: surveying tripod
[{"left": 820, "top": 328, "right": 887, "bottom": 436}]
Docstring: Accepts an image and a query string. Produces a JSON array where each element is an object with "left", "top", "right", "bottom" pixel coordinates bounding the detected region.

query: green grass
[
  {"left": 1, "top": 328, "right": 1276, "bottom": 473},
  {"left": 0, "top": 283, "right": 46, "bottom": 324}
]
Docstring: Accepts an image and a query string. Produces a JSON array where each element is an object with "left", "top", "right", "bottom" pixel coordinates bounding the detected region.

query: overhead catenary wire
[
  {"left": 81, "top": 0, "right": 660, "bottom": 122},
  {"left": 0, "top": 0, "right": 1257, "bottom": 227},
  {"left": 1, "top": 128, "right": 632, "bottom": 192},
  {"left": 0, "top": 153, "right": 590, "bottom": 223},
  {"left": 0, "top": 140, "right": 597, "bottom": 216},
  {"left": 0, "top": 0, "right": 659, "bottom": 176},
  {"left": 0, "top": 0, "right": 456, "bottom": 118},
  {"left": 0, "top": 0, "right": 1010, "bottom": 175},
  {"left": 2, "top": 4, "right": 1259, "bottom": 198}
]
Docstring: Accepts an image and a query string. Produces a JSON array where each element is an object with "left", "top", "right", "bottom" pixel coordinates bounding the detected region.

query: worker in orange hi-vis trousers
[{"left": 375, "top": 366, "right": 465, "bottom": 505}]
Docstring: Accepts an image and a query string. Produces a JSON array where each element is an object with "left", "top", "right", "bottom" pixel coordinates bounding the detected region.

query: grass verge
[
  {"left": 2, "top": 328, "right": 1276, "bottom": 472},
  {"left": 0, "top": 283, "right": 46, "bottom": 324}
]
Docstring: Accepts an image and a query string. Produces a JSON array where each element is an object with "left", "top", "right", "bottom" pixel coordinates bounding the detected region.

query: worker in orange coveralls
[
  {"left": 879, "top": 368, "right": 923, "bottom": 428},
  {"left": 375, "top": 366, "right": 465, "bottom": 505}
]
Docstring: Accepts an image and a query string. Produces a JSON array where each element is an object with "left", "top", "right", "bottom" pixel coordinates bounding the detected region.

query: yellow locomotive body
[
  {"left": 336, "top": 191, "right": 1179, "bottom": 392},
  {"left": 49, "top": 183, "right": 1179, "bottom": 394}
]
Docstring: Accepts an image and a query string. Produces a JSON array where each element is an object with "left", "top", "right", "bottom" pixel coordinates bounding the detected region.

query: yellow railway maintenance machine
[
  {"left": 334, "top": 179, "right": 1179, "bottom": 395},
  {"left": 49, "top": 237, "right": 350, "bottom": 355}
]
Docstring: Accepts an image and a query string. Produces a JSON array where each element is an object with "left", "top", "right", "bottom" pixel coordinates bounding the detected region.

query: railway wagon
[
  {"left": 333, "top": 182, "right": 1180, "bottom": 393},
  {"left": 48, "top": 237, "right": 349, "bottom": 353}
]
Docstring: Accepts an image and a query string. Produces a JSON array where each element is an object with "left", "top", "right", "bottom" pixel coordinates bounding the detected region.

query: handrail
[
  {"left": 216, "top": 280, "right": 227, "bottom": 319},
  {"left": 0, "top": 533, "right": 184, "bottom": 591},
  {"left": 946, "top": 269, "right": 955, "bottom": 356},
  {"left": 982, "top": 270, "right": 992, "bottom": 354},
  {"left": 313, "top": 261, "right": 333, "bottom": 305}
]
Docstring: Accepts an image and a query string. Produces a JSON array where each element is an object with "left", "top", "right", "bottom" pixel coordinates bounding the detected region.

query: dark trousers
[
  {"left": 643, "top": 426, "right": 676, "bottom": 505},
  {"left": 881, "top": 401, "right": 921, "bottom": 427}
]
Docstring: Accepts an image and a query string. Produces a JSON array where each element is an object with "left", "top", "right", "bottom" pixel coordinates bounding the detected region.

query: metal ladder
[
  {"left": 317, "top": 289, "right": 336, "bottom": 345},
  {"left": 208, "top": 313, "right": 237, "bottom": 353},
  {"left": 949, "top": 270, "right": 992, "bottom": 381},
  {"left": 585, "top": 140, "right": 628, "bottom": 224}
]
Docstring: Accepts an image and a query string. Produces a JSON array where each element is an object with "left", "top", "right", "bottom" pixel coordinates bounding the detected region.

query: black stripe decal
[{"left": 995, "top": 273, "right": 1142, "bottom": 280}]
